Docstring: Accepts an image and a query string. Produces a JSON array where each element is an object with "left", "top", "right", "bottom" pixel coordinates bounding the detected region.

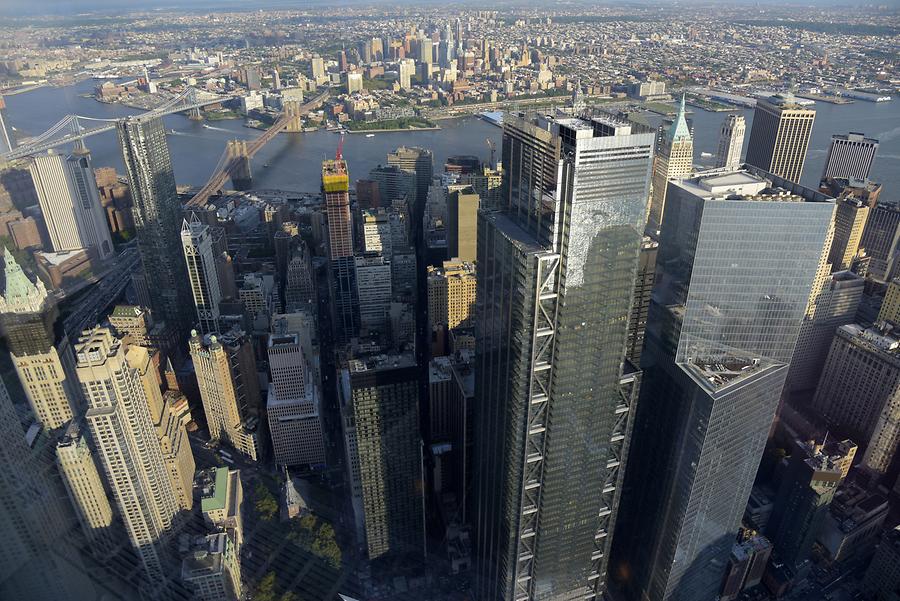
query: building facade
[
  {"left": 821, "top": 132, "right": 879, "bottom": 182},
  {"left": 715, "top": 114, "right": 745, "bottom": 171},
  {"left": 745, "top": 93, "right": 815, "bottom": 184},
  {"left": 182, "top": 217, "right": 223, "bottom": 335},
  {"left": 648, "top": 95, "right": 693, "bottom": 232}
]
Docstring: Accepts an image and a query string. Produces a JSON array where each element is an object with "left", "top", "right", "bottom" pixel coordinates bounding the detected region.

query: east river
[{"left": 4, "top": 79, "right": 900, "bottom": 197}]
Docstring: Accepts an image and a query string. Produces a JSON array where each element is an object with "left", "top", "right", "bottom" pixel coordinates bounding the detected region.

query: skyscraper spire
[
  {"left": 667, "top": 93, "right": 691, "bottom": 142},
  {"left": 0, "top": 247, "right": 48, "bottom": 313}
]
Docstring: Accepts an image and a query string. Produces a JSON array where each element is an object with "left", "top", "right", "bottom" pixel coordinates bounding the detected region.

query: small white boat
[
  {"left": 365, "top": 134, "right": 375, "bottom": 138},
  {"left": 700, "top": 152, "right": 714, "bottom": 158}
]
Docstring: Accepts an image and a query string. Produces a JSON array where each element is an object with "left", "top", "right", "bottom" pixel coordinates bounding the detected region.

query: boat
[
  {"left": 263, "top": 163, "right": 270, "bottom": 168},
  {"left": 365, "top": 134, "right": 375, "bottom": 138},
  {"left": 700, "top": 152, "right": 714, "bottom": 158}
]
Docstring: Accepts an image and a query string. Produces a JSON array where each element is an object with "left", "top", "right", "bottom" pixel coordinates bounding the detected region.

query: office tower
[
  {"left": 311, "top": 56, "right": 326, "bottom": 82},
  {"left": 340, "top": 352, "right": 425, "bottom": 559},
  {"left": 55, "top": 420, "right": 117, "bottom": 551},
  {"left": 355, "top": 254, "right": 392, "bottom": 333},
  {"left": 323, "top": 158, "right": 358, "bottom": 341},
  {"left": 155, "top": 389, "right": 195, "bottom": 510},
  {"left": 460, "top": 165, "right": 503, "bottom": 208},
  {"left": 766, "top": 439, "right": 855, "bottom": 571},
  {"left": 108, "top": 304, "right": 178, "bottom": 360},
  {"left": 284, "top": 244, "right": 316, "bottom": 312},
  {"left": 626, "top": 236, "right": 658, "bottom": 366},
  {"left": 117, "top": 115, "right": 192, "bottom": 332},
  {"left": 427, "top": 259, "right": 476, "bottom": 355},
  {"left": 859, "top": 202, "right": 900, "bottom": 281},
  {"left": 811, "top": 323, "right": 900, "bottom": 475},
  {"left": 879, "top": 278, "right": 900, "bottom": 325},
  {"left": 821, "top": 132, "right": 878, "bottom": 182},
  {"left": 648, "top": 95, "right": 693, "bottom": 232},
  {"left": 182, "top": 532, "right": 241, "bottom": 601},
  {"left": 475, "top": 113, "right": 654, "bottom": 601},
  {"left": 0, "top": 250, "right": 78, "bottom": 430},
  {"left": 362, "top": 208, "right": 392, "bottom": 257},
  {"left": 829, "top": 197, "right": 871, "bottom": 271},
  {"left": 419, "top": 37, "right": 433, "bottom": 65},
  {"left": 615, "top": 167, "right": 834, "bottom": 601},
  {"left": 719, "top": 536, "right": 772, "bottom": 601},
  {"left": 387, "top": 146, "right": 434, "bottom": 206},
  {"left": 29, "top": 151, "right": 113, "bottom": 259},
  {"left": 267, "top": 320, "right": 326, "bottom": 466},
  {"left": 862, "top": 526, "right": 900, "bottom": 601},
  {"left": 399, "top": 58, "right": 415, "bottom": 90},
  {"left": 190, "top": 330, "right": 261, "bottom": 461},
  {"left": 356, "top": 179, "right": 381, "bottom": 209},
  {"left": 715, "top": 114, "right": 745, "bottom": 171},
  {"left": 237, "top": 272, "right": 272, "bottom": 321},
  {"left": 745, "top": 93, "right": 815, "bottom": 183},
  {"left": 182, "top": 216, "right": 223, "bottom": 335},
  {"left": 346, "top": 72, "right": 363, "bottom": 94},
  {"left": 369, "top": 164, "right": 416, "bottom": 205},
  {"left": 786, "top": 270, "right": 864, "bottom": 396},
  {"left": 77, "top": 326, "right": 181, "bottom": 585},
  {"left": 447, "top": 185, "right": 479, "bottom": 262},
  {"left": 200, "top": 466, "right": 244, "bottom": 547}
]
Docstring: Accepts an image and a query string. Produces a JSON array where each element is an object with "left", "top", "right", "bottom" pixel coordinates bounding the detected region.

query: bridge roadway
[
  {"left": 62, "top": 246, "right": 141, "bottom": 338},
  {"left": 185, "top": 90, "right": 329, "bottom": 208}
]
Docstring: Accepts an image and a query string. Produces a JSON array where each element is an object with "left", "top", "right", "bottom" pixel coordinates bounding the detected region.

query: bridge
[
  {"left": 185, "top": 89, "right": 329, "bottom": 208},
  {"left": 1, "top": 87, "right": 234, "bottom": 161}
]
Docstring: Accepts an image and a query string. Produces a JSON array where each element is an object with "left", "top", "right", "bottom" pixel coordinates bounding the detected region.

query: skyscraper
[
  {"left": 858, "top": 201, "right": 900, "bottom": 281},
  {"left": 0, "top": 250, "right": 79, "bottom": 430},
  {"left": 745, "top": 93, "right": 815, "bottom": 183},
  {"left": 821, "top": 132, "right": 879, "bottom": 182},
  {"left": 354, "top": 254, "right": 392, "bottom": 333},
  {"left": 715, "top": 114, "right": 745, "bottom": 171},
  {"left": 474, "top": 113, "right": 654, "bottom": 600},
  {"left": 77, "top": 326, "right": 182, "bottom": 586},
  {"left": 340, "top": 352, "right": 425, "bottom": 559},
  {"left": 614, "top": 167, "right": 835, "bottom": 601},
  {"left": 399, "top": 58, "right": 415, "bottom": 90},
  {"left": 828, "top": 197, "right": 871, "bottom": 271},
  {"left": 626, "top": 236, "right": 658, "bottom": 366},
  {"left": 29, "top": 150, "right": 113, "bottom": 259},
  {"left": 190, "top": 330, "right": 262, "bottom": 461},
  {"left": 648, "top": 95, "right": 693, "bottom": 232},
  {"left": 182, "top": 216, "right": 223, "bottom": 335},
  {"left": 387, "top": 146, "right": 434, "bottom": 207},
  {"left": 117, "top": 115, "right": 192, "bottom": 332},
  {"left": 447, "top": 185, "right": 479, "bottom": 262},
  {"left": 323, "top": 157, "right": 358, "bottom": 341}
]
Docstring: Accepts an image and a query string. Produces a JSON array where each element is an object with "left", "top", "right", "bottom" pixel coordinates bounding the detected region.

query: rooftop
[
  {"left": 673, "top": 166, "right": 831, "bottom": 204},
  {"left": 200, "top": 466, "right": 228, "bottom": 513}
]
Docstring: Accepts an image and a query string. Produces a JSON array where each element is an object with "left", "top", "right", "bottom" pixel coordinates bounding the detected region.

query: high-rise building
[
  {"left": 182, "top": 216, "right": 223, "bottom": 335},
  {"left": 387, "top": 146, "right": 434, "bottom": 207},
  {"left": 829, "top": 197, "right": 872, "bottom": 271},
  {"left": 340, "top": 352, "right": 425, "bottom": 559},
  {"left": 267, "top": 319, "right": 326, "bottom": 467},
  {"left": 355, "top": 254, "right": 392, "bottom": 333},
  {"left": 811, "top": 323, "right": 900, "bottom": 475},
  {"left": 117, "top": 115, "right": 192, "bottom": 332},
  {"left": 29, "top": 151, "right": 113, "bottom": 259},
  {"left": 419, "top": 37, "right": 433, "bottom": 65},
  {"left": 323, "top": 158, "right": 358, "bottom": 341},
  {"left": 626, "top": 236, "right": 658, "bottom": 366},
  {"left": 284, "top": 243, "right": 316, "bottom": 312},
  {"left": 475, "top": 113, "right": 654, "bottom": 601},
  {"left": 311, "top": 56, "right": 326, "bottom": 82},
  {"left": 399, "top": 58, "right": 415, "bottom": 90},
  {"left": 0, "top": 250, "right": 79, "bottom": 430},
  {"left": 786, "top": 270, "right": 864, "bottom": 396},
  {"left": 720, "top": 535, "right": 772, "bottom": 601},
  {"left": 77, "top": 326, "right": 182, "bottom": 585},
  {"left": 346, "top": 71, "right": 363, "bottom": 94},
  {"left": 648, "top": 95, "right": 693, "bottom": 232},
  {"left": 427, "top": 259, "right": 476, "bottom": 352},
  {"left": 858, "top": 201, "right": 900, "bottom": 281},
  {"left": 447, "top": 185, "right": 479, "bottom": 262},
  {"left": 190, "top": 330, "right": 261, "bottom": 461},
  {"left": 821, "top": 132, "right": 879, "bottom": 183},
  {"left": 862, "top": 525, "right": 900, "bottom": 601},
  {"left": 879, "top": 278, "right": 900, "bottom": 325},
  {"left": 614, "top": 167, "right": 835, "bottom": 601},
  {"left": 362, "top": 208, "right": 392, "bottom": 257},
  {"left": 55, "top": 420, "right": 117, "bottom": 552},
  {"left": 181, "top": 532, "right": 241, "bottom": 601},
  {"left": 369, "top": 164, "right": 417, "bottom": 206},
  {"left": 745, "top": 93, "right": 815, "bottom": 183},
  {"left": 715, "top": 114, "right": 745, "bottom": 171},
  {"left": 766, "top": 438, "right": 856, "bottom": 571}
]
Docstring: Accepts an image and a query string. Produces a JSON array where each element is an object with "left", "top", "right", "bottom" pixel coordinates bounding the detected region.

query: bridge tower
[
  {"left": 226, "top": 140, "right": 252, "bottom": 191},
  {"left": 283, "top": 100, "right": 304, "bottom": 133},
  {"left": 70, "top": 116, "right": 90, "bottom": 155},
  {"left": 186, "top": 87, "right": 203, "bottom": 121}
]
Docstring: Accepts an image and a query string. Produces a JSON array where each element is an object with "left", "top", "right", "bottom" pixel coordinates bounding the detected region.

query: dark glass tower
[
  {"left": 473, "top": 113, "right": 654, "bottom": 600},
  {"left": 613, "top": 166, "right": 835, "bottom": 601},
  {"left": 116, "top": 115, "right": 192, "bottom": 333}
]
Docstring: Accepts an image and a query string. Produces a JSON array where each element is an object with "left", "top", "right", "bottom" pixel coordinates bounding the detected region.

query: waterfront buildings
[
  {"left": 78, "top": 326, "right": 183, "bottom": 585},
  {"left": 340, "top": 352, "right": 425, "bottom": 560},
  {"left": 648, "top": 95, "right": 693, "bottom": 232},
  {"left": 29, "top": 150, "right": 113, "bottom": 260},
  {"left": 615, "top": 167, "right": 834, "bottom": 601},
  {"left": 715, "top": 114, "right": 745, "bottom": 171},
  {"left": 190, "top": 330, "right": 261, "bottom": 461},
  {"left": 745, "top": 93, "right": 815, "bottom": 183},
  {"left": 812, "top": 323, "right": 900, "bottom": 475},
  {"left": 821, "top": 132, "right": 879, "bottom": 182},
  {"left": 116, "top": 115, "right": 192, "bottom": 332},
  {"left": 0, "top": 250, "right": 78, "bottom": 430},
  {"left": 474, "top": 112, "right": 654, "bottom": 600},
  {"left": 182, "top": 216, "right": 223, "bottom": 335}
]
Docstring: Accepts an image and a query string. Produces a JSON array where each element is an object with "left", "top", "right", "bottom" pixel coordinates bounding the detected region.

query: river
[{"left": 4, "top": 79, "right": 899, "bottom": 197}]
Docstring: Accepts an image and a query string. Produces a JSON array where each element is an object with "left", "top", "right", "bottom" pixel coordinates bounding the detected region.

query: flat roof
[{"left": 200, "top": 466, "right": 228, "bottom": 513}]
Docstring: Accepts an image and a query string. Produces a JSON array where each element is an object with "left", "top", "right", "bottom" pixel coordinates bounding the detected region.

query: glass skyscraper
[
  {"left": 613, "top": 166, "right": 835, "bottom": 601},
  {"left": 473, "top": 113, "right": 654, "bottom": 601}
]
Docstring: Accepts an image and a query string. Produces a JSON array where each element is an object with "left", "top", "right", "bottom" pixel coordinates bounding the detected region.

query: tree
[
  {"left": 279, "top": 592, "right": 299, "bottom": 601},
  {"left": 254, "top": 482, "right": 279, "bottom": 521},
  {"left": 255, "top": 572, "right": 278, "bottom": 601}
]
